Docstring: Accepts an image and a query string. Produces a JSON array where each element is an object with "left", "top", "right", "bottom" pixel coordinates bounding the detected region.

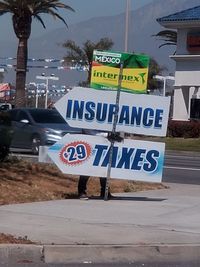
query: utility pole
[
  {"left": 125, "top": 0, "right": 130, "bottom": 52},
  {"left": 36, "top": 73, "right": 59, "bottom": 108}
]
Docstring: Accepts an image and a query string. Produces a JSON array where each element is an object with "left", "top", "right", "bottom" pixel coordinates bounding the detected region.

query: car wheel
[{"left": 31, "top": 135, "right": 41, "bottom": 155}]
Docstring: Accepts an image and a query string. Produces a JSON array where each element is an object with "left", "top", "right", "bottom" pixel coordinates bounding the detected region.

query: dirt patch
[
  {"left": 0, "top": 233, "right": 35, "bottom": 244},
  {"left": 0, "top": 157, "right": 167, "bottom": 205},
  {"left": 0, "top": 156, "right": 167, "bottom": 243}
]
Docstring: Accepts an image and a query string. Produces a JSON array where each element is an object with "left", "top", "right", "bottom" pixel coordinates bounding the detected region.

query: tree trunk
[
  {"left": 87, "top": 62, "right": 92, "bottom": 84},
  {"left": 15, "top": 38, "right": 28, "bottom": 108}
]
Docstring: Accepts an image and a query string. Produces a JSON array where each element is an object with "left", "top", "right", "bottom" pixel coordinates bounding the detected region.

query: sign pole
[{"left": 104, "top": 62, "right": 124, "bottom": 201}]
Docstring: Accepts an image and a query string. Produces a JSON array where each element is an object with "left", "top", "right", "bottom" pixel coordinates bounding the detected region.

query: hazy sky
[
  {"left": 0, "top": 0, "right": 154, "bottom": 39},
  {"left": 0, "top": 0, "right": 156, "bottom": 84},
  {"left": 65, "top": 0, "right": 154, "bottom": 24}
]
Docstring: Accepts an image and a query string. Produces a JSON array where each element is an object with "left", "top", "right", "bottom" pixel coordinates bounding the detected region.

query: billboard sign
[
  {"left": 48, "top": 134, "right": 165, "bottom": 183},
  {"left": 55, "top": 87, "right": 170, "bottom": 137},
  {"left": 90, "top": 50, "right": 149, "bottom": 94}
]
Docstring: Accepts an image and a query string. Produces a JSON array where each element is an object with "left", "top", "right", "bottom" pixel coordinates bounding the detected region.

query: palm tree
[
  {"left": 152, "top": 30, "right": 177, "bottom": 53},
  {"left": 63, "top": 38, "right": 114, "bottom": 86},
  {"left": 0, "top": 0, "right": 74, "bottom": 108}
]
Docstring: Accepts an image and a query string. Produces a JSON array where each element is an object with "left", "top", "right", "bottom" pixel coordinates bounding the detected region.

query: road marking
[
  {"left": 164, "top": 166, "right": 200, "bottom": 171},
  {"left": 166, "top": 154, "right": 200, "bottom": 159}
]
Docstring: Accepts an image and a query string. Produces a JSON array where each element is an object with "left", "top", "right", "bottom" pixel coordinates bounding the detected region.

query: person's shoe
[
  {"left": 79, "top": 193, "right": 89, "bottom": 200},
  {"left": 100, "top": 192, "right": 113, "bottom": 199}
]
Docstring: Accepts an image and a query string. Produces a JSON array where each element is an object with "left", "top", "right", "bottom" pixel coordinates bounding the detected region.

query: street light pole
[
  {"left": 45, "top": 78, "right": 49, "bottom": 109},
  {"left": 36, "top": 74, "right": 59, "bottom": 108},
  {"left": 35, "top": 84, "right": 39, "bottom": 108},
  {"left": 153, "top": 75, "right": 175, "bottom": 96},
  {"left": 125, "top": 0, "right": 130, "bottom": 52}
]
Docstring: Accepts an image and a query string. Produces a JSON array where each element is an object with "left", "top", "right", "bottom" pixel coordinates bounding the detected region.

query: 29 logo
[{"left": 60, "top": 141, "right": 92, "bottom": 165}]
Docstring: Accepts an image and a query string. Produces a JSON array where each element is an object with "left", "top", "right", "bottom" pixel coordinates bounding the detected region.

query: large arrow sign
[
  {"left": 48, "top": 134, "right": 165, "bottom": 183},
  {"left": 55, "top": 87, "right": 170, "bottom": 137}
]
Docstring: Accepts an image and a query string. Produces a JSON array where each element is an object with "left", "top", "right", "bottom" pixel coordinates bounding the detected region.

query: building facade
[{"left": 157, "top": 5, "right": 200, "bottom": 121}]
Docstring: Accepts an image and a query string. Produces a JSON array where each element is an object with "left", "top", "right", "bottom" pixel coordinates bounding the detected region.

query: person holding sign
[
  {"left": 78, "top": 130, "right": 123, "bottom": 200},
  {"left": 78, "top": 175, "right": 110, "bottom": 200}
]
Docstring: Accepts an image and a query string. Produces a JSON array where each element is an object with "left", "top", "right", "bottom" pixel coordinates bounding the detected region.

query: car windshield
[{"left": 29, "top": 109, "right": 66, "bottom": 124}]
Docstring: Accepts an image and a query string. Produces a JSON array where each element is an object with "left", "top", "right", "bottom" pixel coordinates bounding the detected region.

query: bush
[{"left": 167, "top": 120, "right": 200, "bottom": 138}]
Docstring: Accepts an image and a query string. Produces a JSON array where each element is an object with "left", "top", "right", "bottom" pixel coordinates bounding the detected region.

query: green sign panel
[{"left": 90, "top": 50, "right": 150, "bottom": 94}]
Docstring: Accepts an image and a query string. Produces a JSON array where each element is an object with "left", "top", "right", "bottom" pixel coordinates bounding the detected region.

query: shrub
[{"left": 167, "top": 120, "right": 200, "bottom": 138}]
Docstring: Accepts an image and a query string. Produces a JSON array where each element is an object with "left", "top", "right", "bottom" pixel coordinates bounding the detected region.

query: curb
[
  {"left": 0, "top": 244, "right": 44, "bottom": 264},
  {"left": 1, "top": 244, "right": 200, "bottom": 264}
]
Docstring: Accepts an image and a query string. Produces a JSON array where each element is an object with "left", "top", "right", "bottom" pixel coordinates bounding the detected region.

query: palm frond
[
  {"left": 152, "top": 30, "right": 177, "bottom": 44},
  {"left": 159, "top": 42, "right": 177, "bottom": 48}
]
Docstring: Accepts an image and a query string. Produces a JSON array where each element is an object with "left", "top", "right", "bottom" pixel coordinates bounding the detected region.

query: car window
[{"left": 28, "top": 109, "right": 66, "bottom": 124}]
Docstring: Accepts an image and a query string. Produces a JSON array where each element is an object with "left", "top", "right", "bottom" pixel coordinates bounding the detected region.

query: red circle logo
[{"left": 60, "top": 141, "right": 92, "bottom": 166}]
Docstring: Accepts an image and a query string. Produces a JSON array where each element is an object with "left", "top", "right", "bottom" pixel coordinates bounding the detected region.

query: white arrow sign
[
  {"left": 55, "top": 87, "right": 170, "bottom": 137},
  {"left": 48, "top": 134, "right": 165, "bottom": 183}
]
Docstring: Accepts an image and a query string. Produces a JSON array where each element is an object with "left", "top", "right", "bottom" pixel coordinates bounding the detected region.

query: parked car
[{"left": 5, "top": 108, "right": 82, "bottom": 154}]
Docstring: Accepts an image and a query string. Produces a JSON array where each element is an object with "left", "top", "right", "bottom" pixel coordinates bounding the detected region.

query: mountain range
[{"left": 1, "top": 0, "right": 200, "bottom": 86}]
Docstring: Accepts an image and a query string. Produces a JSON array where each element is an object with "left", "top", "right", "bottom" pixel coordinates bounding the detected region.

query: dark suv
[{"left": 6, "top": 108, "right": 82, "bottom": 154}]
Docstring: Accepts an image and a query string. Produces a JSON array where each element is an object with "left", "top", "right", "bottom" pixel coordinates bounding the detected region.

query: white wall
[
  {"left": 176, "top": 29, "right": 188, "bottom": 54},
  {"left": 172, "top": 28, "right": 200, "bottom": 120},
  {"left": 173, "top": 86, "right": 190, "bottom": 120},
  {"left": 175, "top": 62, "right": 200, "bottom": 86}
]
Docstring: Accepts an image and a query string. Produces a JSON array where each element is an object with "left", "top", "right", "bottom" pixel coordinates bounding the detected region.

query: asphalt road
[
  {"left": 1, "top": 262, "right": 199, "bottom": 267},
  {"left": 163, "top": 152, "right": 200, "bottom": 184}
]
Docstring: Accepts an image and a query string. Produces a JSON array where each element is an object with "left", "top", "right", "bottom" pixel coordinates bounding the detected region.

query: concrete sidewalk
[{"left": 0, "top": 182, "right": 200, "bottom": 264}]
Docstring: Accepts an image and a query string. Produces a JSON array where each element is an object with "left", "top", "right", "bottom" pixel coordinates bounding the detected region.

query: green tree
[
  {"left": 63, "top": 38, "right": 114, "bottom": 86},
  {"left": 0, "top": 0, "right": 74, "bottom": 107},
  {"left": 147, "top": 57, "right": 167, "bottom": 91}
]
